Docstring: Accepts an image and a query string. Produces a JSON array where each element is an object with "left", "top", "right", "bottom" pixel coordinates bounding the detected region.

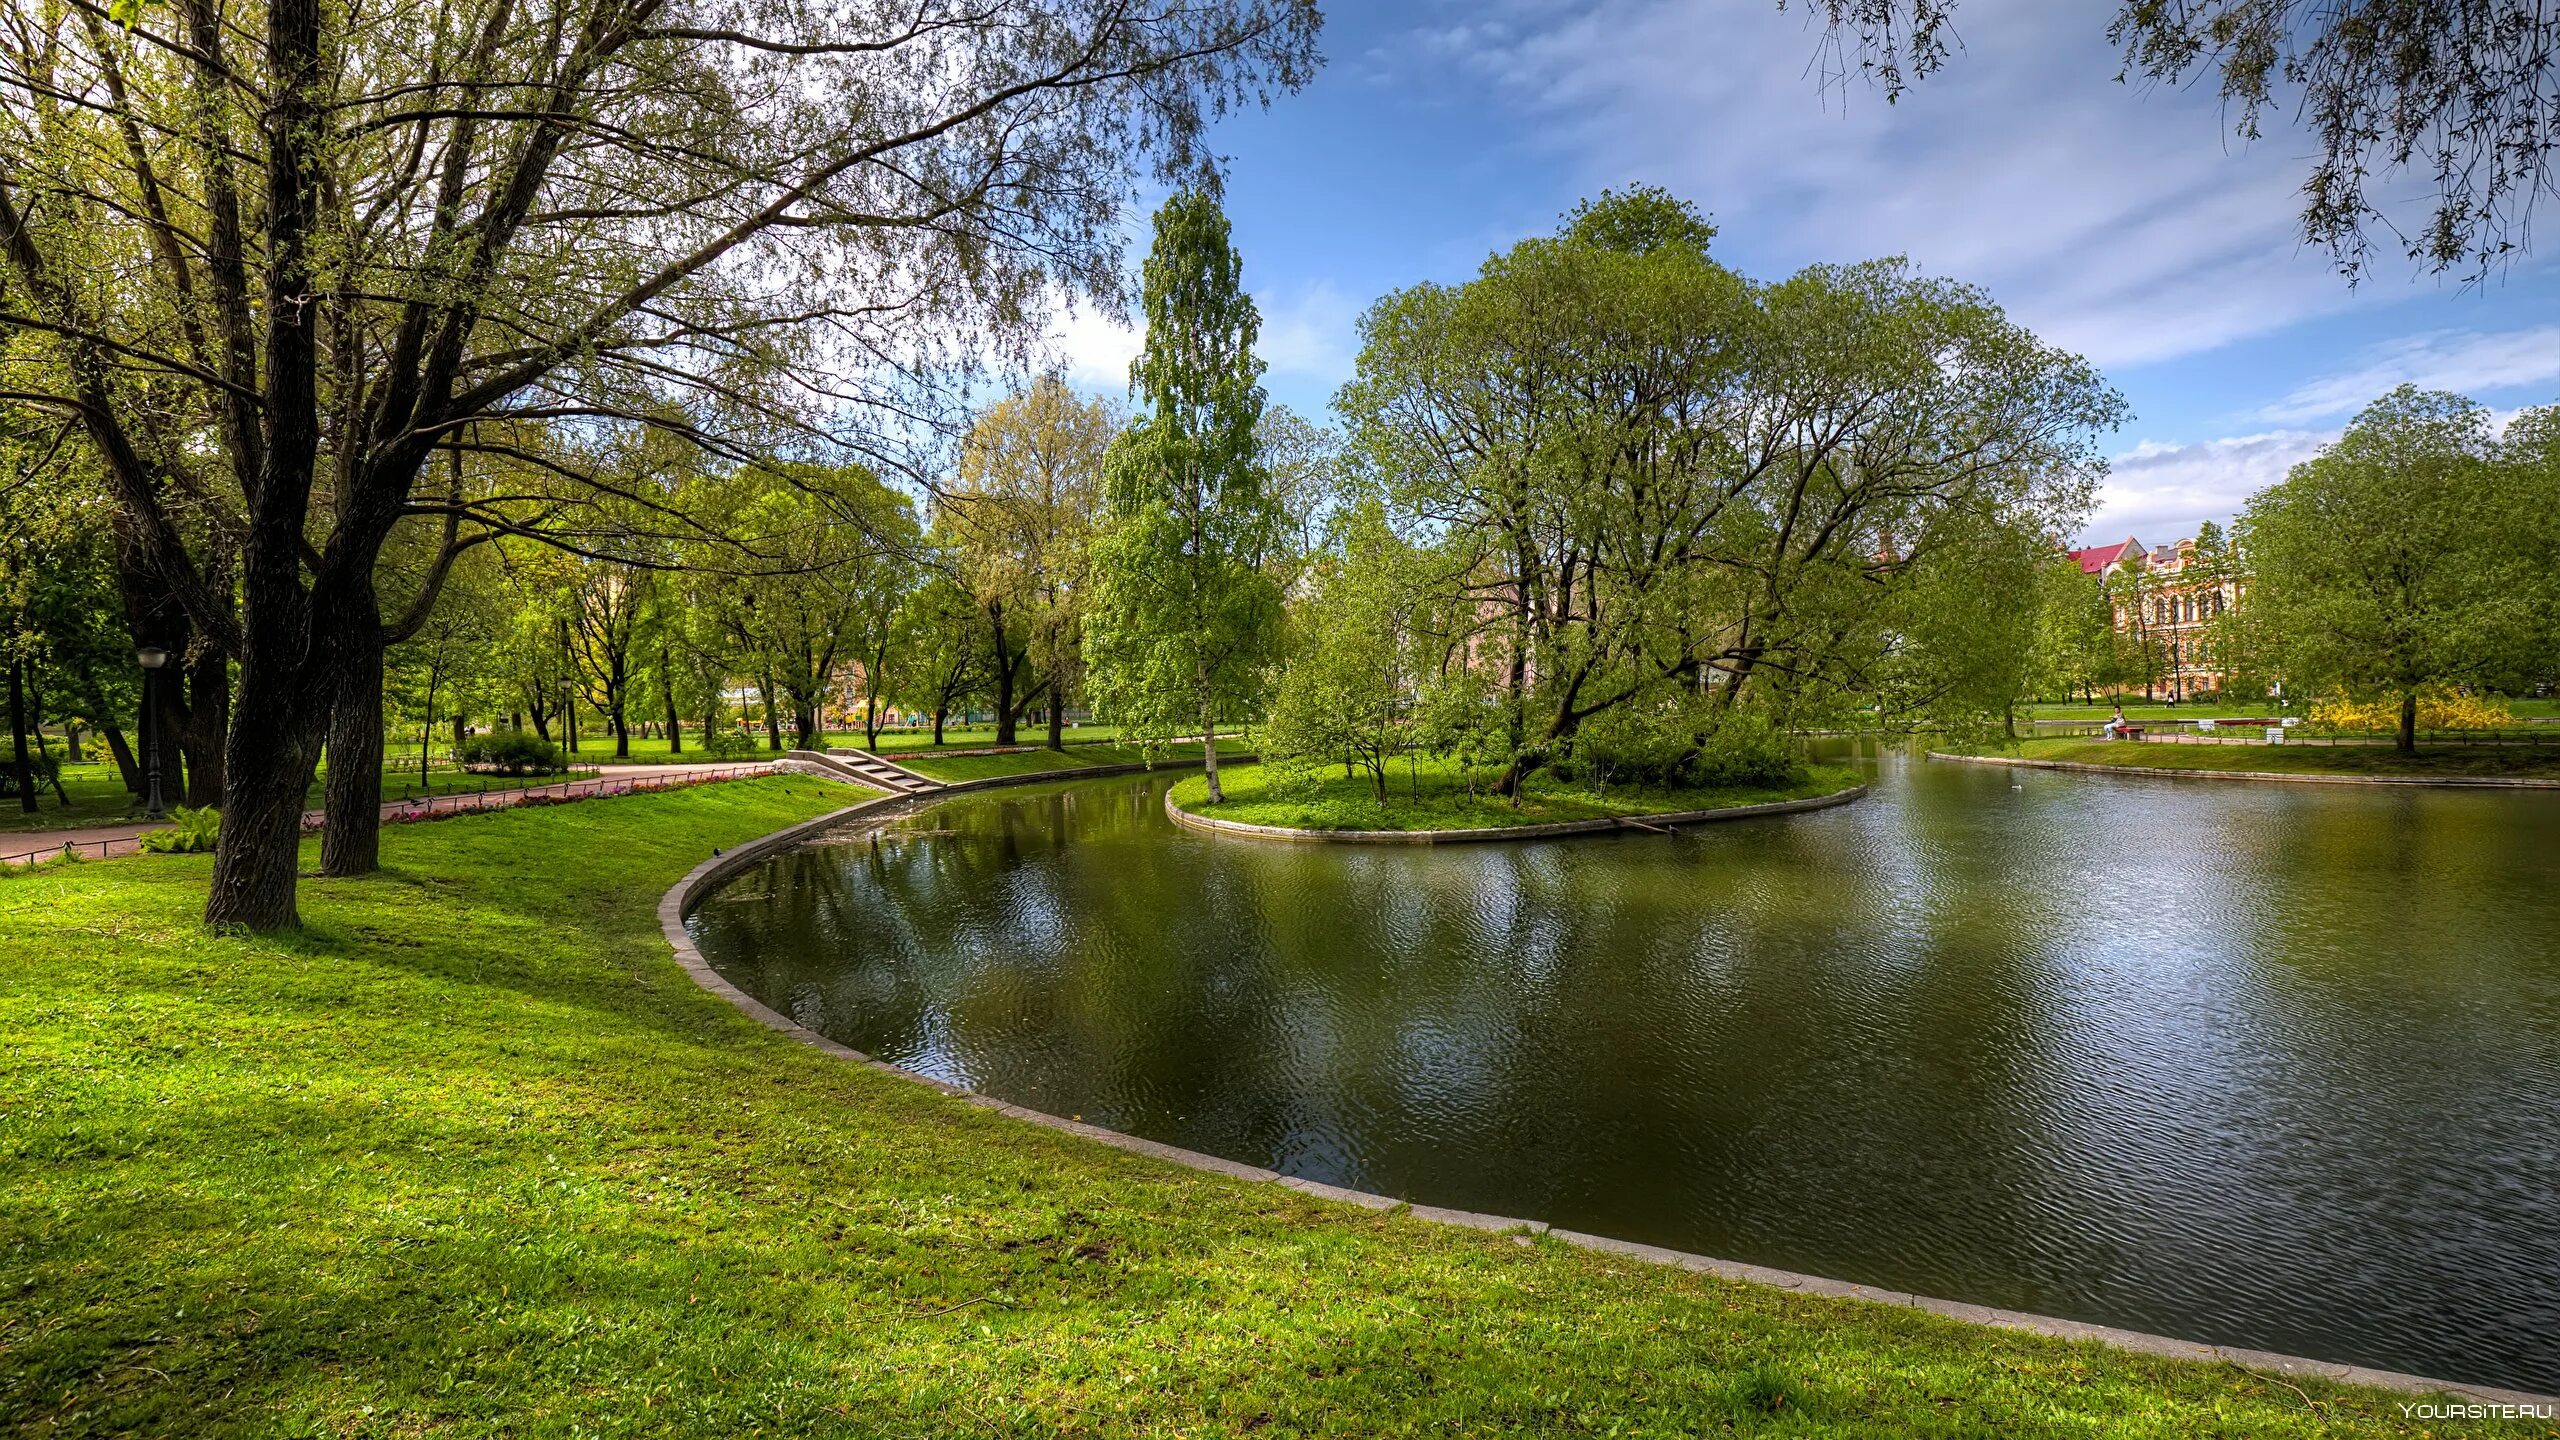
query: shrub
[
  {"left": 0, "top": 751, "right": 61, "bottom": 799},
  {"left": 455, "top": 730, "right": 566, "bottom": 775},
  {"left": 1689, "top": 711, "right": 1806, "bottom": 789},
  {"left": 697, "top": 726, "right": 757, "bottom": 761},
  {"left": 138, "top": 806, "right": 221, "bottom": 854},
  {"left": 2308, "top": 689, "right": 2514, "bottom": 733}
]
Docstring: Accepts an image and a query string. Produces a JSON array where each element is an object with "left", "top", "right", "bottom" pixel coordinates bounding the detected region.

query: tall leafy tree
[
  {"left": 1084, "top": 191, "right": 1285, "bottom": 802},
  {"left": 0, "top": 0, "right": 1319, "bottom": 928},
  {"left": 950, "top": 377, "right": 1114, "bottom": 748},
  {"left": 2244, "top": 386, "right": 2542, "bottom": 750}
]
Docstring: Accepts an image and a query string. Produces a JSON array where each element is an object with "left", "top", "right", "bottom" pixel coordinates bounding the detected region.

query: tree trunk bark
[
  {"left": 794, "top": 703, "right": 819, "bottom": 751},
  {"left": 206, "top": 629, "right": 330, "bottom": 932},
  {"left": 101, "top": 722, "right": 140, "bottom": 793},
  {"left": 1047, "top": 688, "right": 1065, "bottom": 751},
  {"left": 1197, "top": 651, "right": 1223, "bottom": 803},
  {"left": 320, "top": 603, "right": 386, "bottom": 878},
  {"left": 660, "top": 647, "right": 681, "bottom": 755},
  {"left": 2399, "top": 688, "right": 2418, "bottom": 753},
  {"left": 993, "top": 634, "right": 1018, "bottom": 746},
  {"left": 7, "top": 660, "right": 34, "bottom": 814},
  {"left": 180, "top": 646, "right": 227, "bottom": 807},
  {"left": 758, "top": 674, "right": 782, "bottom": 752},
  {"left": 151, "top": 661, "right": 190, "bottom": 809},
  {"left": 932, "top": 707, "right": 947, "bottom": 746}
]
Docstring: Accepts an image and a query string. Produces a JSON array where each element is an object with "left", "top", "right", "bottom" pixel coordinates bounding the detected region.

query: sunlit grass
[{"left": 0, "top": 777, "right": 2496, "bottom": 1435}]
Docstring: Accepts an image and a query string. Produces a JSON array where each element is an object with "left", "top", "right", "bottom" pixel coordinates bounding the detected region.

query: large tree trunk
[
  {"left": 7, "top": 660, "right": 33, "bottom": 814},
  {"left": 2399, "top": 688, "right": 2418, "bottom": 754},
  {"left": 932, "top": 706, "right": 947, "bottom": 746},
  {"left": 794, "top": 702, "right": 819, "bottom": 751},
  {"left": 206, "top": 620, "right": 331, "bottom": 931},
  {"left": 611, "top": 690, "right": 630, "bottom": 759},
  {"left": 320, "top": 597, "right": 386, "bottom": 878},
  {"left": 180, "top": 646, "right": 228, "bottom": 807},
  {"left": 100, "top": 722, "right": 140, "bottom": 794},
  {"left": 660, "top": 645, "right": 682, "bottom": 755},
  {"left": 992, "top": 617, "right": 1019, "bottom": 746},
  {"left": 1047, "top": 688, "right": 1065, "bottom": 752},
  {"left": 208, "top": 0, "right": 330, "bottom": 932},
  {"left": 758, "top": 674, "right": 782, "bottom": 752}
]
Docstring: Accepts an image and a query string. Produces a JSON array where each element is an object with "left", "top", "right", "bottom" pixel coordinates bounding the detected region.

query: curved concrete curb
[
  {"left": 1930, "top": 750, "right": 2560, "bottom": 789},
  {"left": 1163, "top": 781, "right": 1867, "bottom": 843},
  {"left": 658, "top": 770, "right": 2556, "bottom": 1413}
]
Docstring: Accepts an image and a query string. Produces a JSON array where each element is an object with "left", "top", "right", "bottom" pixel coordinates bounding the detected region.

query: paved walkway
[{"left": 2, "top": 762, "right": 775, "bottom": 868}]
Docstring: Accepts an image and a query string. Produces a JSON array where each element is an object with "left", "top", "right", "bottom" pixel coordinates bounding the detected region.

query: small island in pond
[{"left": 1167, "top": 755, "right": 1866, "bottom": 835}]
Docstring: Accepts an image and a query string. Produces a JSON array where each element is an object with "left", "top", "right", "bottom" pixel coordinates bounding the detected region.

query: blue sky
[{"left": 1044, "top": 0, "right": 2560, "bottom": 547}]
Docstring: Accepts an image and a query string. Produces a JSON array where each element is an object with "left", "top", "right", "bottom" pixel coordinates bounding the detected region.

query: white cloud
[
  {"left": 1040, "top": 279, "right": 1362, "bottom": 401},
  {"left": 2080, "top": 429, "right": 2335, "bottom": 545},
  {"left": 1256, "top": 280, "right": 1362, "bottom": 381},
  {"left": 1048, "top": 296, "right": 1144, "bottom": 392},
  {"left": 2255, "top": 326, "right": 2560, "bottom": 424},
  {"left": 1407, "top": 0, "right": 2395, "bottom": 369}
]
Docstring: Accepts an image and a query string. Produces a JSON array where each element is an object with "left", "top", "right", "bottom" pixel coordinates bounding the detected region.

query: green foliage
[
  {"left": 455, "top": 730, "right": 567, "bottom": 776},
  {"left": 0, "top": 749, "right": 60, "bottom": 800},
  {"left": 1260, "top": 505, "right": 1420, "bottom": 800},
  {"left": 2243, "top": 387, "right": 2547, "bottom": 748},
  {"left": 1688, "top": 710, "right": 1809, "bottom": 789},
  {"left": 696, "top": 726, "right": 758, "bottom": 761},
  {"left": 1337, "top": 189, "right": 2120, "bottom": 788},
  {"left": 136, "top": 805, "right": 221, "bottom": 854}
]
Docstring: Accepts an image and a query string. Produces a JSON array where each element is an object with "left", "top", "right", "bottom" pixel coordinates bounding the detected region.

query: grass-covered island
[
  {"left": 1169, "top": 754, "right": 1865, "bottom": 834},
  {"left": 1981, "top": 737, "right": 2560, "bottom": 782},
  {"left": 0, "top": 778, "right": 2507, "bottom": 1436}
]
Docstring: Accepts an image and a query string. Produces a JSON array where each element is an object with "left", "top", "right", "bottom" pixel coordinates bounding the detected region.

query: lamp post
[{"left": 136, "top": 645, "right": 169, "bottom": 820}]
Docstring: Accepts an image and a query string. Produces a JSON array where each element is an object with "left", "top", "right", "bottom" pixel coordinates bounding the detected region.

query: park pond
[{"left": 687, "top": 749, "right": 2560, "bottom": 1393}]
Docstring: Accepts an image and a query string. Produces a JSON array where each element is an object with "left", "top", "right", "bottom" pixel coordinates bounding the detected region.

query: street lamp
[{"left": 136, "top": 645, "right": 169, "bottom": 820}]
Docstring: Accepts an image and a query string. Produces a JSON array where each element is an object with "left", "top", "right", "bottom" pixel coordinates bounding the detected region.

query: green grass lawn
[
  {"left": 1171, "top": 755, "right": 1864, "bottom": 832},
  {"left": 1, "top": 761, "right": 627, "bottom": 837},
  {"left": 896, "top": 741, "right": 1239, "bottom": 784},
  {"left": 0, "top": 774, "right": 2483, "bottom": 1436},
  {"left": 1999, "top": 737, "right": 2560, "bottom": 779}
]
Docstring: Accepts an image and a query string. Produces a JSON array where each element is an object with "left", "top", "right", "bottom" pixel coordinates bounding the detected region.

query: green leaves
[{"left": 1084, "top": 194, "right": 1286, "bottom": 758}]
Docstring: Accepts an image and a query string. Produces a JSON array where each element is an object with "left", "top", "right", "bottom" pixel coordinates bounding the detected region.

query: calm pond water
[{"left": 688, "top": 752, "right": 2560, "bottom": 1392}]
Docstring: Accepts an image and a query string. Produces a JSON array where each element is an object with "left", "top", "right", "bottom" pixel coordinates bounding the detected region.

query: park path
[{"left": 2, "top": 762, "right": 775, "bottom": 868}]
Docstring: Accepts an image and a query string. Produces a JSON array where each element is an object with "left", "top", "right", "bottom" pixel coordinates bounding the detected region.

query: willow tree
[
  {"left": 1083, "top": 191, "right": 1284, "bottom": 803},
  {"left": 0, "top": 0, "right": 1319, "bottom": 928},
  {"left": 1341, "top": 188, "right": 2118, "bottom": 792}
]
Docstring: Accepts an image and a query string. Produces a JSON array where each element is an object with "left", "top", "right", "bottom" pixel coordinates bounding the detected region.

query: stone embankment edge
[
  {"left": 658, "top": 766, "right": 2556, "bottom": 1412},
  {"left": 1929, "top": 750, "right": 2560, "bottom": 789},
  {"left": 1163, "top": 780, "right": 1867, "bottom": 843}
]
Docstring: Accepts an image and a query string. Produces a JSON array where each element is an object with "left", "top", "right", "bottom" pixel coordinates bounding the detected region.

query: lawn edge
[
  {"left": 657, "top": 774, "right": 2556, "bottom": 1411},
  {"left": 1929, "top": 750, "right": 2560, "bottom": 788},
  {"left": 1163, "top": 775, "right": 1868, "bottom": 842}
]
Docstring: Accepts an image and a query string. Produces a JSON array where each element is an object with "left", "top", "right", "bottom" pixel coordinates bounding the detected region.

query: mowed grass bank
[
  {"left": 2005, "top": 737, "right": 2560, "bottom": 780},
  {"left": 1172, "top": 755, "right": 1864, "bottom": 833},
  {"left": 0, "top": 778, "right": 2494, "bottom": 1437},
  {"left": 897, "top": 741, "right": 1241, "bottom": 784}
]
